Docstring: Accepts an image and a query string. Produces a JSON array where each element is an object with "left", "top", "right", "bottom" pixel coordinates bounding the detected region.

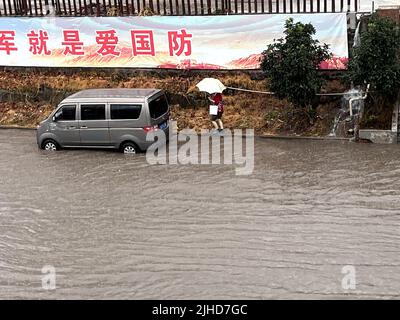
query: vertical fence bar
[
  {"left": 254, "top": 0, "right": 257, "bottom": 12},
  {"left": 332, "top": 0, "right": 335, "bottom": 12},
  {"left": 175, "top": 0, "right": 179, "bottom": 14},
  {"left": 67, "top": 0, "right": 71, "bottom": 14},
  {"left": 268, "top": 0, "right": 271, "bottom": 12},
  {"left": 34, "top": 0, "right": 39, "bottom": 15},
  {"left": 100, "top": 0, "right": 104, "bottom": 16},
  {"left": 241, "top": 0, "right": 243, "bottom": 13},
  {"left": 136, "top": 0, "right": 140, "bottom": 13},
  {"left": 276, "top": 0, "right": 279, "bottom": 12},
  {"left": 283, "top": 0, "right": 286, "bottom": 12},
  {"left": 289, "top": 0, "right": 293, "bottom": 12},
  {"left": 88, "top": 0, "right": 93, "bottom": 14},
  {"left": 247, "top": 0, "right": 250, "bottom": 13},
  {"left": 200, "top": 0, "right": 204, "bottom": 14},
  {"left": 168, "top": 0, "right": 172, "bottom": 14},
  {"left": 83, "top": 0, "right": 88, "bottom": 15},
  {"left": 181, "top": 0, "right": 185, "bottom": 14},
  {"left": 317, "top": 0, "right": 320, "bottom": 11},
  {"left": 156, "top": 0, "right": 160, "bottom": 13},
  {"left": 310, "top": 0, "right": 313, "bottom": 12},
  {"left": 13, "top": 0, "right": 18, "bottom": 14},
  {"left": 7, "top": 0, "right": 12, "bottom": 15},
  {"left": 74, "top": 0, "right": 78, "bottom": 15},
  {"left": 77, "top": 0, "right": 82, "bottom": 15},
  {"left": 124, "top": 0, "right": 128, "bottom": 14},
  {"left": 207, "top": 0, "right": 211, "bottom": 14},
  {"left": 193, "top": 0, "right": 197, "bottom": 14},
  {"left": 187, "top": 0, "right": 191, "bottom": 14},
  {"left": 355, "top": 0, "right": 357, "bottom": 12},
  {"left": 3, "top": 0, "right": 7, "bottom": 15},
  {"left": 302, "top": 0, "right": 305, "bottom": 12},
  {"left": 55, "top": 0, "right": 60, "bottom": 15},
  {"left": 131, "top": 0, "right": 135, "bottom": 14},
  {"left": 2, "top": 0, "right": 7, "bottom": 15}
]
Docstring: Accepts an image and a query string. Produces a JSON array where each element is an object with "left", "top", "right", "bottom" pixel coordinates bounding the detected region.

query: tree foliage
[
  {"left": 348, "top": 15, "right": 400, "bottom": 99},
  {"left": 261, "top": 18, "right": 331, "bottom": 108}
]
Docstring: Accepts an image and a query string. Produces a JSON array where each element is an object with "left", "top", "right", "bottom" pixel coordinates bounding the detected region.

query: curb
[
  {"left": 259, "top": 135, "right": 349, "bottom": 141},
  {"left": 0, "top": 125, "right": 36, "bottom": 130}
]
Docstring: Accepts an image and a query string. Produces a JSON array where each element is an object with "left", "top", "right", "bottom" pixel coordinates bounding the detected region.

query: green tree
[
  {"left": 261, "top": 18, "right": 331, "bottom": 110},
  {"left": 348, "top": 15, "right": 400, "bottom": 99}
]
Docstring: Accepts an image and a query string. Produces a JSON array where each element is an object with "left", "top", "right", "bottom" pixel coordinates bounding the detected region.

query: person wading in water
[{"left": 208, "top": 92, "right": 224, "bottom": 133}]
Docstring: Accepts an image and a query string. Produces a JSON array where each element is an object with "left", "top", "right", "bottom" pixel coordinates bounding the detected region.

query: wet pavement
[{"left": 0, "top": 128, "right": 400, "bottom": 299}]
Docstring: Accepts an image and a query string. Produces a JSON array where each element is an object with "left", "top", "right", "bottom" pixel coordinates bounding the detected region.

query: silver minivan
[{"left": 36, "top": 88, "right": 170, "bottom": 154}]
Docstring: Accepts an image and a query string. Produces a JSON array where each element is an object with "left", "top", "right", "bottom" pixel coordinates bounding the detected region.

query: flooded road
[{"left": 0, "top": 128, "right": 400, "bottom": 299}]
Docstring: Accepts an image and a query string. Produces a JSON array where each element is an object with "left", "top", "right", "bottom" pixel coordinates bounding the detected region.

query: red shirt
[
  {"left": 212, "top": 93, "right": 224, "bottom": 113},
  {"left": 213, "top": 93, "right": 223, "bottom": 105}
]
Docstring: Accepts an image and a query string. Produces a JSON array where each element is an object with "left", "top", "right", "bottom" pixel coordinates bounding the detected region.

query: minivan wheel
[
  {"left": 42, "top": 139, "right": 59, "bottom": 151},
  {"left": 121, "top": 142, "right": 138, "bottom": 154}
]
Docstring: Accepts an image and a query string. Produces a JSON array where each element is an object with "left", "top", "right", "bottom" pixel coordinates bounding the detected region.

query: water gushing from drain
[{"left": 329, "top": 88, "right": 364, "bottom": 137}]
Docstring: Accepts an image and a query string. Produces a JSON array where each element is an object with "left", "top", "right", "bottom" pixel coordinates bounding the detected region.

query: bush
[
  {"left": 261, "top": 18, "right": 331, "bottom": 109},
  {"left": 348, "top": 15, "right": 400, "bottom": 99}
]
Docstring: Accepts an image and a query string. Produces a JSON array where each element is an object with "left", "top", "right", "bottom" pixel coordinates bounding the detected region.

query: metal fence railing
[{"left": 0, "top": 0, "right": 360, "bottom": 16}]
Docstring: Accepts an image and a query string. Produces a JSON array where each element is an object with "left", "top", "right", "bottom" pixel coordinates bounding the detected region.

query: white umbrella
[{"left": 196, "top": 78, "right": 226, "bottom": 94}]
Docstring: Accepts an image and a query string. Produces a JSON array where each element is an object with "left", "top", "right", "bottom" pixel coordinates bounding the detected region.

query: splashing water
[{"left": 329, "top": 88, "right": 364, "bottom": 137}]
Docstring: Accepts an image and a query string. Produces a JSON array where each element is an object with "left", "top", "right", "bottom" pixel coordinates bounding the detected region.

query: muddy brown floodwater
[{"left": 0, "top": 129, "right": 400, "bottom": 299}]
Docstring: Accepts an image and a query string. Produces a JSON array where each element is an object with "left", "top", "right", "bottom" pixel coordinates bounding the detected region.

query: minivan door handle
[
  {"left": 80, "top": 126, "right": 88, "bottom": 129},
  {"left": 67, "top": 126, "right": 76, "bottom": 129}
]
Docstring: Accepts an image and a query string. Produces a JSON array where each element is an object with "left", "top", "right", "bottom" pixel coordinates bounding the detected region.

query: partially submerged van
[{"left": 36, "top": 88, "right": 170, "bottom": 154}]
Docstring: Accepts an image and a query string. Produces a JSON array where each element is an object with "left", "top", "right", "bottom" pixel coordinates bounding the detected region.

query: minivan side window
[
  {"left": 55, "top": 105, "right": 76, "bottom": 121},
  {"left": 149, "top": 95, "right": 169, "bottom": 119},
  {"left": 81, "top": 104, "right": 106, "bottom": 120},
  {"left": 110, "top": 104, "right": 142, "bottom": 120}
]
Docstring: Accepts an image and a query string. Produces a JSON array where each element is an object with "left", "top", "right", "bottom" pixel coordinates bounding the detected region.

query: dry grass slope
[{"left": 0, "top": 69, "right": 349, "bottom": 136}]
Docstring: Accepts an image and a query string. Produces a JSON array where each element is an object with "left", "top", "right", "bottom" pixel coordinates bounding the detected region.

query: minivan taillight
[{"left": 143, "top": 125, "right": 158, "bottom": 132}]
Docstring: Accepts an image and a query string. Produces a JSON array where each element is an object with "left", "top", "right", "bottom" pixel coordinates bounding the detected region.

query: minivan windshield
[{"left": 149, "top": 95, "right": 168, "bottom": 119}]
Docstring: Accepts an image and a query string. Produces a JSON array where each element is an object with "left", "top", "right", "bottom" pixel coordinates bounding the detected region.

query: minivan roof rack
[{"left": 64, "top": 88, "right": 161, "bottom": 100}]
